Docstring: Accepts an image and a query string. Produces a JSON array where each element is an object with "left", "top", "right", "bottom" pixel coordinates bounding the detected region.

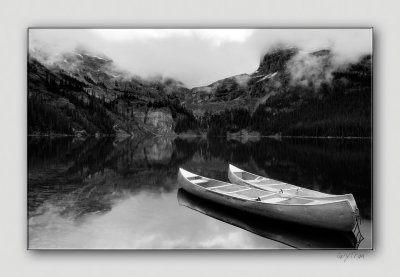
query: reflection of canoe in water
[
  {"left": 178, "top": 168, "right": 357, "bottom": 231},
  {"left": 228, "top": 164, "right": 359, "bottom": 211},
  {"left": 177, "top": 189, "right": 358, "bottom": 249}
]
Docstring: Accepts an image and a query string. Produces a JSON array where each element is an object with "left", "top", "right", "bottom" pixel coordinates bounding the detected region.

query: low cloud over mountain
[{"left": 29, "top": 29, "right": 371, "bottom": 88}]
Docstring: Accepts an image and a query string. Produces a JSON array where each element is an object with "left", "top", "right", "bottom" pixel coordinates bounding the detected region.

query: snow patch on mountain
[{"left": 256, "top": 72, "right": 277, "bottom": 83}]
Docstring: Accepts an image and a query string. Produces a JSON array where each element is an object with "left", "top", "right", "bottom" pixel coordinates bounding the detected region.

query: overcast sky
[{"left": 29, "top": 29, "right": 372, "bottom": 88}]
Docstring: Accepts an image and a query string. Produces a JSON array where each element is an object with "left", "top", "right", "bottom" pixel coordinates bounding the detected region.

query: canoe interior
[
  {"left": 240, "top": 171, "right": 259, "bottom": 180},
  {"left": 232, "top": 167, "right": 331, "bottom": 197},
  {"left": 186, "top": 173, "right": 321, "bottom": 205},
  {"left": 236, "top": 171, "right": 296, "bottom": 189},
  {"left": 185, "top": 176, "right": 225, "bottom": 189}
]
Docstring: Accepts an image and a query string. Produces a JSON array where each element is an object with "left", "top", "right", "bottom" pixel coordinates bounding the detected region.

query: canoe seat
[
  {"left": 247, "top": 179, "right": 281, "bottom": 185},
  {"left": 256, "top": 184, "right": 298, "bottom": 192},
  {"left": 269, "top": 184, "right": 297, "bottom": 189},
  {"left": 278, "top": 198, "right": 314, "bottom": 205},
  {"left": 261, "top": 197, "right": 289, "bottom": 204},
  {"left": 212, "top": 184, "right": 245, "bottom": 193},
  {"left": 191, "top": 179, "right": 209, "bottom": 184},
  {"left": 187, "top": 176, "right": 202, "bottom": 180},
  {"left": 233, "top": 188, "right": 271, "bottom": 198}
]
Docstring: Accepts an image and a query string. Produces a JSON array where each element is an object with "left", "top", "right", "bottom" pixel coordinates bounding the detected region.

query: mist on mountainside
[{"left": 28, "top": 29, "right": 372, "bottom": 139}]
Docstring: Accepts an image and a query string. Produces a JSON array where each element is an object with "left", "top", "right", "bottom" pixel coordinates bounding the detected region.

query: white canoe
[
  {"left": 228, "top": 164, "right": 358, "bottom": 212},
  {"left": 178, "top": 168, "right": 357, "bottom": 231}
]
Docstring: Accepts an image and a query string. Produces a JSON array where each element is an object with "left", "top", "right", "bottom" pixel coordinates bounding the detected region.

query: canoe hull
[
  {"left": 178, "top": 189, "right": 357, "bottom": 249},
  {"left": 178, "top": 169, "right": 356, "bottom": 231}
]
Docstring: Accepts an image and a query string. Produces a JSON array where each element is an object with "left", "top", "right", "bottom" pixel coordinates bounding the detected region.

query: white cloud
[
  {"left": 29, "top": 29, "right": 372, "bottom": 88},
  {"left": 91, "top": 29, "right": 254, "bottom": 45}
]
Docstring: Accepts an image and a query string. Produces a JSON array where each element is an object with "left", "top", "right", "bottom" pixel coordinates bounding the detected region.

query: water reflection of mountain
[
  {"left": 28, "top": 136, "right": 371, "bottom": 222},
  {"left": 177, "top": 189, "right": 358, "bottom": 249},
  {"left": 28, "top": 136, "right": 195, "bottom": 217}
]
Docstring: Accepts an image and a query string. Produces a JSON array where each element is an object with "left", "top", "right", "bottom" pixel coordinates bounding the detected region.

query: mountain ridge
[{"left": 28, "top": 46, "right": 372, "bottom": 138}]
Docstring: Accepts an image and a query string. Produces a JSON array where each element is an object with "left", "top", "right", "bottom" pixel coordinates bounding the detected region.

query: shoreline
[
  {"left": 28, "top": 133, "right": 372, "bottom": 140},
  {"left": 265, "top": 135, "right": 372, "bottom": 140}
]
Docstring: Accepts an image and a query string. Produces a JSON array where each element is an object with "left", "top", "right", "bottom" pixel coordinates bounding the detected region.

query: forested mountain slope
[{"left": 28, "top": 47, "right": 372, "bottom": 138}]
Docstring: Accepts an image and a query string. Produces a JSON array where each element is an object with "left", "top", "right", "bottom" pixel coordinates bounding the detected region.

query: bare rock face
[
  {"left": 145, "top": 108, "right": 175, "bottom": 135},
  {"left": 257, "top": 48, "right": 298, "bottom": 75},
  {"left": 190, "top": 74, "right": 250, "bottom": 103}
]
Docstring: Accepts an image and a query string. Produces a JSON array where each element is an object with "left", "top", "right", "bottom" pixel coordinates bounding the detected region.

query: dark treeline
[
  {"left": 29, "top": 66, "right": 116, "bottom": 135},
  {"left": 172, "top": 89, "right": 371, "bottom": 137},
  {"left": 28, "top": 92, "right": 115, "bottom": 135},
  {"left": 251, "top": 91, "right": 371, "bottom": 137},
  {"left": 28, "top": 96, "right": 73, "bottom": 134},
  {"left": 29, "top": 80, "right": 371, "bottom": 137}
]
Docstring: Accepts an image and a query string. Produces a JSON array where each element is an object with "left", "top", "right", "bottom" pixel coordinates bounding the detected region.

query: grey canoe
[
  {"left": 178, "top": 168, "right": 357, "bottom": 231},
  {"left": 228, "top": 164, "right": 358, "bottom": 212}
]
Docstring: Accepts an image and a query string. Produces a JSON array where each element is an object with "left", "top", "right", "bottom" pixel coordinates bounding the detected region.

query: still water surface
[{"left": 28, "top": 136, "right": 372, "bottom": 249}]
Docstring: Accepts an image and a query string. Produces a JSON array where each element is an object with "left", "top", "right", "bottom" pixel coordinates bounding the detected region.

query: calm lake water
[{"left": 28, "top": 136, "right": 372, "bottom": 249}]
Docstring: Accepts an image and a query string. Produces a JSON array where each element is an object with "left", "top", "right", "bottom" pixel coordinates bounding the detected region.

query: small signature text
[{"left": 337, "top": 252, "right": 365, "bottom": 262}]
